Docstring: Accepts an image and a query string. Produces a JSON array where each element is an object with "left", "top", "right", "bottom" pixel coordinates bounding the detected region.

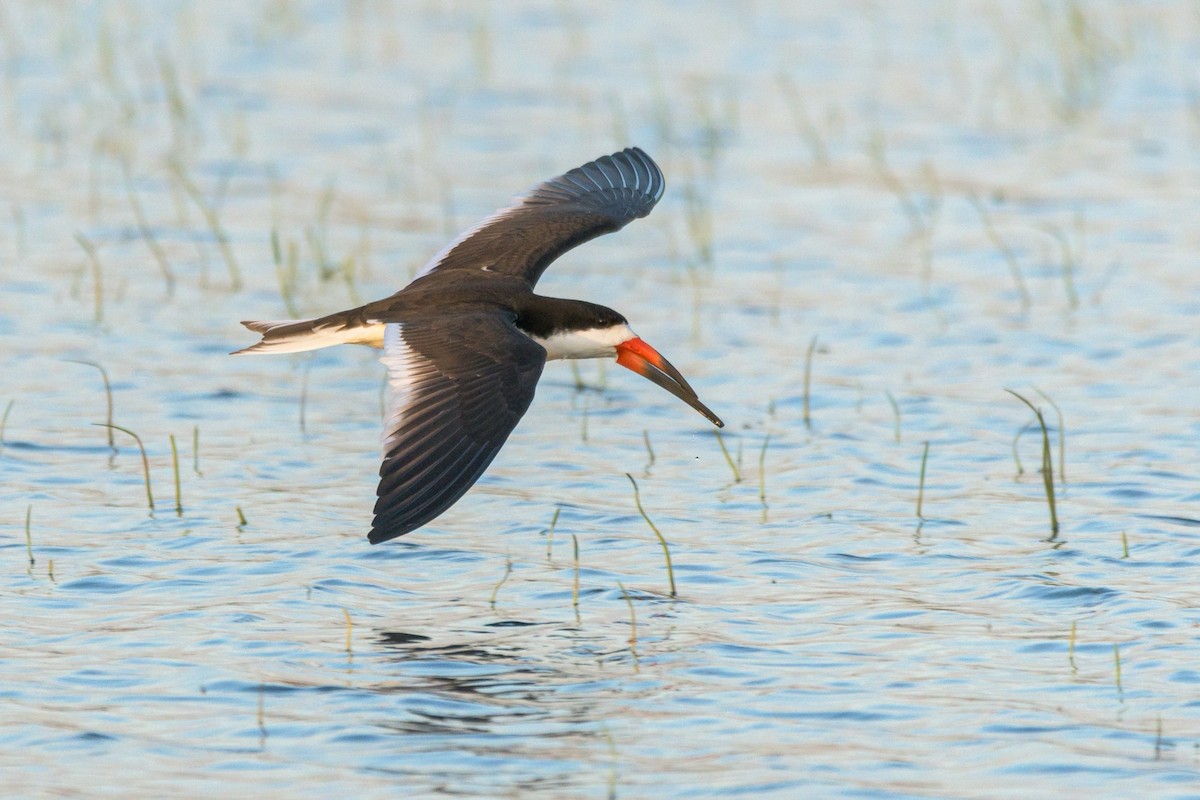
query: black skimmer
[{"left": 234, "top": 147, "right": 723, "bottom": 543}]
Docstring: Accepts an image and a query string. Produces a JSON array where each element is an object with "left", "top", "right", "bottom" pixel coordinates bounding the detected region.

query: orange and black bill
[{"left": 615, "top": 338, "right": 724, "bottom": 428}]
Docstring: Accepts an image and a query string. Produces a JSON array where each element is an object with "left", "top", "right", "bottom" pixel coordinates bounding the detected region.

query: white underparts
[{"left": 530, "top": 323, "right": 637, "bottom": 361}]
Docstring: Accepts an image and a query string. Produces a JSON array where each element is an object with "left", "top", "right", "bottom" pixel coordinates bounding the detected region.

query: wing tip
[
  {"left": 368, "top": 515, "right": 421, "bottom": 544},
  {"left": 367, "top": 526, "right": 396, "bottom": 545},
  {"left": 613, "top": 146, "right": 663, "bottom": 204}
]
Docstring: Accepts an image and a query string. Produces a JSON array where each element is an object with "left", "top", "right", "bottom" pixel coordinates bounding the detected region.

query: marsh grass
[
  {"left": 603, "top": 724, "right": 620, "bottom": 798},
  {"left": 24, "top": 505, "right": 33, "bottom": 568},
  {"left": 967, "top": 192, "right": 1030, "bottom": 312},
  {"left": 257, "top": 685, "right": 267, "bottom": 747},
  {"left": 803, "top": 335, "right": 818, "bottom": 430},
  {"left": 1035, "top": 388, "right": 1066, "bottom": 482},
  {"left": 543, "top": 506, "right": 561, "bottom": 560},
  {"left": 169, "top": 158, "right": 242, "bottom": 290},
  {"left": 271, "top": 229, "right": 301, "bottom": 317},
  {"left": 617, "top": 580, "right": 639, "bottom": 671},
  {"left": 868, "top": 133, "right": 926, "bottom": 236},
  {"left": 1007, "top": 390, "right": 1059, "bottom": 538},
  {"left": 571, "top": 533, "right": 581, "bottom": 622},
  {"left": 884, "top": 391, "right": 900, "bottom": 442},
  {"left": 338, "top": 254, "right": 362, "bottom": 305},
  {"left": 0, "top": 399, "right": 13, "bottom": 455},
  {"left": 1036, "top": 0, "right": 1131, "bottom": 122},
  {"left": 914, "top": 164, "right": 944, "bottom": 284},
  {"left": 489, "top": 551, "right": 513, "bottom": 609},
  {"left": 164, "top": 161, "right": 193, "bottom": 229},
  {"left": 776, "top": 73, "right": 829, "bottom": 166},
  {"left": 916, "top": 441, "right": 930, "bottom": 518},
  {"left": 67, "top": 360, "right": 115, "bottom": 451},
  {"left": 305, "top": 227, "right": 334, "bottom": 285},
  {"left": 626, "top": 473, "right": 676, "bottom": 598},
  {"left": 95, "top": 13, "right": 133, "bottom": 122},
  {"left": 642, "top": 429, "right": 655, "bottom": 468},
  {"left": 310, "top": 184, "right": 337, "bottom": 278},
  {"left": 682, "top": 183, "right": 714, "bottom": 267},
  {"left": 122, "top": 165, "right": 175, "bottom": 295},
  {"left": 1037, "top": 222, "right": 1080, "bottom": 310},
  {"left": 97, "top": 423, "right": 154, "bottom": 511},
  {"left": 170, "top": 434, "right": 183, "bottom": 515},
  {"left": 758, "top": 434, "right": 770, "bottom": 515},
  {"left": 617, "top": 581, "right": 637, "bottom": 648},
  {"left": 192, "top": 425, "right": 201, "bottom": 475},
  {"left": 236, "top": 506, "right": 248, "bottom": 528},
  {"left": 157, "top": 50, "right": 191, "bottom": 152},
  {"left": 1011, "top": 421, "right": 1033, "bottom": 475},
  {"left": 714, "top": 429, "right": 741, "bottom": 482},
  {"left": 74, "top": 232, "right": 104, "bottom": 323},
  {"left": 1069, "top": 621, "right": 1077, "bottom": 672},
  {"left": 303, "top": 185, "right": 365, "bottom": 305},
  {"left": 342, "top": 608, "right": 353, "bottom": 654}
]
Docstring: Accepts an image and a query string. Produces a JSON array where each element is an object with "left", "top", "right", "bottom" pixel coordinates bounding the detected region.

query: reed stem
[
  {"left": 490, "top": 552, "right": 513, "bottom": 609},
  {"left": 714, "top": 430, "right": 741, "bottom": 482},
  {"left": 626, "top": 473, "right": 676, "bottom": 598},
  {"left": 544, "top": 506, "right": 561, "bottom": 560},
  {"left": 884, "top": 391, "right": 901, "bottom": 443},
  {"left": 0, "top": 399, "right": 13, "bottom": 455},
  {"left": 803, "top": 335, "right": 818, "bottom": 430},
  {"left": 25, "top": 505, "right": 33, "bottom": 568},
  {"left": 571, "top": 534, "right": 581, "bottom": 619},
  {"left": 67, "top": 360, "right": 114, "bottom": 452},
  {"left": 916, "top": 441, "right": 930, "bottom": 518},
  {"left": 74, "top": 232, "right": 104, "bottom": 323},
  {"left": 758, "top": 434, "right": 771, "bottom": 511},
  {"left": 169, "top": 434, "right": 182, "bottom": 515},
  {"left": 95, "top": 423, "right": 154, "bottom": 511},
  {"left": 1007, "top": 390, "right": 1059, "bottom": 538}
]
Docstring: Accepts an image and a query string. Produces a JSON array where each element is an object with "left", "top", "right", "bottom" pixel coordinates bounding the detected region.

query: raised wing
[
  {"left": 412, "top": 147, "right": 665, "bottom": 288},
  {"left": 370, "top": 314, "right": 546, "bottom": 543}
]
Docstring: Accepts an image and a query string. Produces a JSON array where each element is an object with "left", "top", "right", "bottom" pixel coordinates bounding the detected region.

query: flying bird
[{"left": 234, "top": 147, "right": 723, "bottom": 543}]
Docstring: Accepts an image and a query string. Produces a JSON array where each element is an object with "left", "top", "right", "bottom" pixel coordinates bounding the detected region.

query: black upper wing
[
  {"left": 370, "top": 314, "right": 546, "bottom": 543},
  {"left": 412, "top": 147, "right": 665, "bottom": 288}
]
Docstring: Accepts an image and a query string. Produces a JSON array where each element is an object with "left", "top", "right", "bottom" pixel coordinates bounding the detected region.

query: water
[{"left": 3, "top": 2, "right": 1200, "bottom": 797}]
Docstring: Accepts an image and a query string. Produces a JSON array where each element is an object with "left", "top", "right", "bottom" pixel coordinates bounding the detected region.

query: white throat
[{"left": 530, "top": 323, "right": 636, "bottom": 361}]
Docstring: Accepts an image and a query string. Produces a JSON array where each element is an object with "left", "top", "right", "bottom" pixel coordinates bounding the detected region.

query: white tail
[{"left": 232, "top": 318, "right": 386, "bottom": 355}]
